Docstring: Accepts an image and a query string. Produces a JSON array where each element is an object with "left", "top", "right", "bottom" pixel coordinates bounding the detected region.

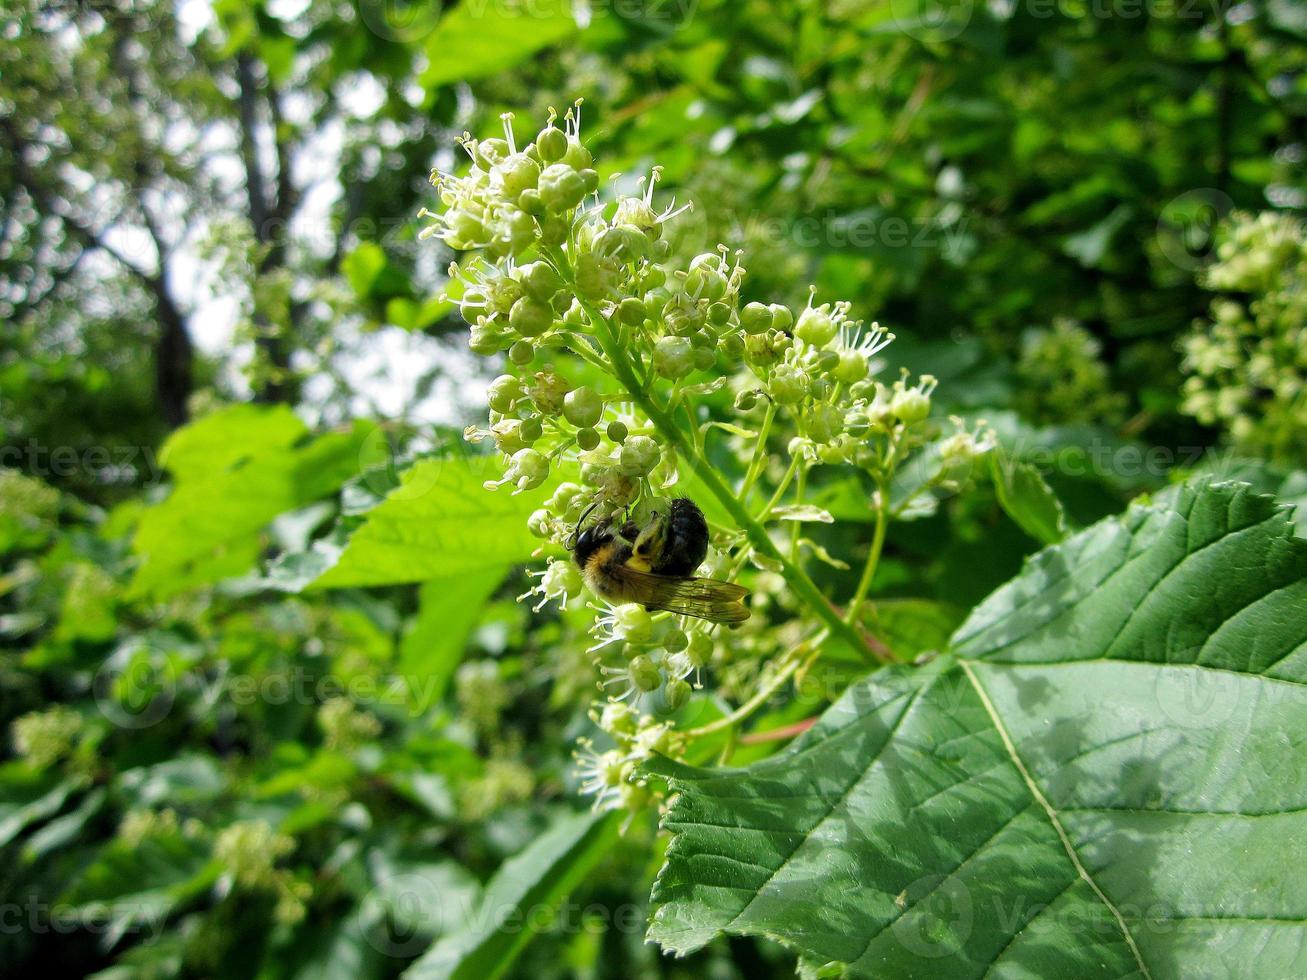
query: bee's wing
[{"left": 609, "top": 566, "right": 750, "bottom": 624}]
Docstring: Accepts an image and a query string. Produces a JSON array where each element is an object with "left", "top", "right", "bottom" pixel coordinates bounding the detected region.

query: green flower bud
[
  {"left": 708, "top": 301, "right": 732, "bottom": 327},
  {"left": 795, "top": 306, "right": 837, "bottom": 346},
  {"left": 662, "top": 297, "right": 703, "bottom": 336},
  {"left": 538, "top": 214, "right": 570, "bottom": 247},
  {"left": 517, "top": 261, "right": 562, "bottom": 302},
  {"left": 618, "top": 435, "right": 660, "bottom": 477},
  {"left": 686, "top": 631, "right": 713, "bottom": 668},
  {"left": 769, "top": 364, "right": 808, "bottom": 404},
  {"left": 507, "top": 448, "right": 549, "bottom": 492},
  {"left": 563, "top": 139, "right": 593, "bottom": 170},
  {"left": 615, "top": 604, "right": 653, "bottom": 643},
  {"left": 536, "top": 125, "right": 568, "bottom": 162},
  {"left": 538, "top": 163, "right": 587, "bottom": 212},
  {"left": 445, "top": 209, "right": 489, "bottom": 249},
  {"left": 509, "top": 295, "right": 553, "bottom": 337},
  {"left": 721, "top": 331, "right": 745, "bottom": 359},
  {"left": 519, "top": 416, "right": 544, "bottom": 443},
  {"left": 685, "top": 254, "right": 727, "bottom": 302},
  {"left": 469, "top": 321, "right": 508, "bottom": 356},
  {"left": 548, "top": 481, "right": 583, "bottom": 513},
  {"left": 833, "top": 350, "right": 869, "bottom": 383},
  {"left": 734, "top": 389, "right": 759, "bottom": 411},
  {"left": 593, "top": 224, "right": 651, "bottom": 262},
  {"left": 517, "top": 188, "right": 545, "bottom": 215},
  {"left": 492, "top": 420, "right": 529, "bottom": 454},
  {"left": 473, "top": 137, "right": 509, "bottom": 171},
  {"left": 487, "top": 375, "right": 523, "bottom": 413},
  {"left": 653, "top": 336, "right": 694, "bottom": 379},
  {"left": 575, "top": 252, "right": 618, "bottom": 301},
  {"left": 629, "top": 655, "right": 662, "bottom": 693},
  {"left": 564, "top": 385, "right": 603, "bottom": 428},
  {"left": 769, "top": 303, "right": 794, "bottom": 331},
  {"left": 689, "top": 329, "right": 716, "bottom": 350},
  {"left": 599, "top": 702, "right": 639, "bottom": 736},
  {"left": 492, "top": 153, "right": 540, "bottom": 201},
  {"left": 606, "top": 420, "right": 628, "bottom": 444},
  {"left": 663, "top": 628, "right": 688, "bottom": 653},
  {"left": 579, "top": 168, "right": 599, "bottom": 194},
  {"left": 642, "top": 265, "right": 667, "bottom": 289},
  {"left": 808, "top": 403, "right": 843, "bottom": 443},
  {"left": 816, "top": 349, "right": 841, "bottom": 375},
  {"left": 618, "top": 297, "right": 647, "bottom": 326},
  {"left": 508, "top": 340, "right": 535, "bottom": 365},
  {"left": 891, "top": 387, "right": 931, "bottom": 424},
  {"left": 527, "top": 509, "right": 551, "bottom": 537},
  {"left": 741, "top": 302, "right": 771, "bottom": 335},
  {"left": 692, "top": 347, "right": 715, "bottom": 371},
  {"left": 580, "top": 461, "right": 607, "bottom": 486},
  {"left": 494, "top": 207, "right": 536, "bottom": 258},
  {"left": 664, "top": 677, "right": 691, "bottom": 711},
  {"left": 576, "top": 426, "right": 600, "bottom": 451}
]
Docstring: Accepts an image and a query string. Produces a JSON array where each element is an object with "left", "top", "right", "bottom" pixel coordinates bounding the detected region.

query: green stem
[
  {"left": 844, "top": 481, "right": 889, "bottom": 626},
  {"left": 739, "top": 401, "right": 776, "bottom": 503},
  {"left": 568, "top": 291, "right": 879, "bottom": 664},
  {"left": 757, "top": 452, "right": 801, "bottom": 522},
  {"left": 682, "top": 654, "right": 805, "bottom": 739}
]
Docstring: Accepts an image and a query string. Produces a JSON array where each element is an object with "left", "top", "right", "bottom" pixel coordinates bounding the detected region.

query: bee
[{"left": 570, "top": 497, "right": 750, "bottom": 625}]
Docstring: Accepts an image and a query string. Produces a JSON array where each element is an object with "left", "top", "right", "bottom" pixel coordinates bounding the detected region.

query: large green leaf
[
  {"left": 309, "top": 457, "right": 547, "bottom": 589},
  {"left": 404, "top": 809, "right": 621, "bottom": 980},
  {"left": 419, "top": 0, "right": 575, "bottom": 89},
  {"left": 399, "top": 568, "right": 507, "bottom": 708},
  {"left": 129, "top": 406, "right": 369, "bottom": 599},
  {"left": 646, "top": 480, "right": 1307, "bottom": 978}
]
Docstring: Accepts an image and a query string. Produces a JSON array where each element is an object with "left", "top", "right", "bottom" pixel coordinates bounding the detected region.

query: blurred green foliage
[{"left": 2, "top": 0, "right": 1305, "bottom": 976}]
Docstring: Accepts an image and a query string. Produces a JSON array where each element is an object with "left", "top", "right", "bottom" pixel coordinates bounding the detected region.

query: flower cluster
[
  {"left": 423, "top": 103, "right": 992, "bottom": 812},
  {"left": 214, "top": 819, "right": 311, "bottom": 925},
  {"left": 10, "top": 705, "right": 82, "bottom": 770},
  {"left": 317, "top": 697, "right": 382, "bottom": 750},
  {"left": 1015, "top": 319, "right": 1125, "bottom": 426},
  {"left": 1180, "top": 211, "right": 1307, "bottom": 462}
]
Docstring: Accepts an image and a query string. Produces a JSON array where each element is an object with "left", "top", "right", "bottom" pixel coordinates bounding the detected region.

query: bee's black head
[{"left": 570, "top": 522, "right": 612, "bottom": 569}]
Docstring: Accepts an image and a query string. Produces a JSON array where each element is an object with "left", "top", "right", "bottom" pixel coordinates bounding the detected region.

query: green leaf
[
  {"left": 130, "top": 406, "right": 369, "bottom": 599},
  {"left": 399, "top": 568, "right": 507, "bottom": 708},
  {"left": 419, "top": 0, "right": 576, "bottom": 89},
  {"left": 646, "top": 480, "right": 1307, "bottom": 977},
  {"left": 0, "top": 769, "right": 81, "bottom": 848},
  {"left": 862, "top": 597, "right": 965, "bottom": 660},
  {"left": 310, "top": 456, "right": 547, "bottom": 589},
  {"left": 404, "top": 809, "right": 622, "bottom": 980},
  {"left": 62, "top": 830, "right": 220, "bottom": 945},
  {"left": 991, "top": 447, "right": 1069, "bottom": 544}
]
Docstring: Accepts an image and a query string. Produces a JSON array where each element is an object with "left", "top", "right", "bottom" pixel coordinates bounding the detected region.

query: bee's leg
[{"left": 632, "top": 512, "right": 668, "bottom": 565}]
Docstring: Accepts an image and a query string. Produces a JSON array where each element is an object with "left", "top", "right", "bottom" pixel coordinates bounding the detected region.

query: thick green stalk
[{"left": 568, "top": 292, "right": 881, "bottom": 664}]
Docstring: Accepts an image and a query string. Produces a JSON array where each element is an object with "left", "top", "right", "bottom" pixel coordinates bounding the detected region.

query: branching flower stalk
[{"left": 423, "top": 102, "right": 994, "bottom": 813}]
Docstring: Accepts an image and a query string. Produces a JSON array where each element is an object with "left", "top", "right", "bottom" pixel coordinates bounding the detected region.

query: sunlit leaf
[
  {"left": 309, "top": 456, "right": 547, "bottom": 589},
  {"left": 647, "top": 480, "right": 1307, "bottom": 977}
]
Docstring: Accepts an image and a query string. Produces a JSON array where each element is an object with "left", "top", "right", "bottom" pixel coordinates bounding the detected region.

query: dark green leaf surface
[
  {"left": 404, "top": 809, "right": 621, "bottom": 980},
  {"left": 647, "top": 480, "right": 1307, "bottom": 978}
]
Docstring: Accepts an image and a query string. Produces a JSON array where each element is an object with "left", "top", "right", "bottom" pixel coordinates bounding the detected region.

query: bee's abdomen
[{"left": 651, "top": 497, "right": 709, "bottom": 577}]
